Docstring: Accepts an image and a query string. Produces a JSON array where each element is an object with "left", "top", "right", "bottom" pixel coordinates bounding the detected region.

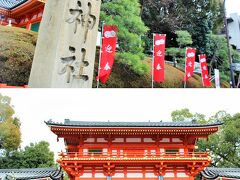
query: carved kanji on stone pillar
[{"left": 29, "top": 0, "right": 101, "bottom": 88}]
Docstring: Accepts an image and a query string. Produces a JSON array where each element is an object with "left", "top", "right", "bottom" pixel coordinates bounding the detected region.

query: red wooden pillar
[
  {"left": 25, "top": 14, "right": 32, "bottom": 30},
  {"left": 26, "top": 22, "right": 31, "bottom": 30}
]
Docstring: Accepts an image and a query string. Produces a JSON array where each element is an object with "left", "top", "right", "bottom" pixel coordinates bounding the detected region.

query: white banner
[{"left": 214, "top": 69, "right": 220, "bottom": 88}]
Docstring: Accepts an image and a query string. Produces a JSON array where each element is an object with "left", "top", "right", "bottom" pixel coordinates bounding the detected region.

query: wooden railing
[{"left": 58, "top": 152, "right": 209, "bottom": 160}]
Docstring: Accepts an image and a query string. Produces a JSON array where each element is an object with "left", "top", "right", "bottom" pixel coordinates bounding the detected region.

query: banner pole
[
  {"left": 152, "top": 33, "right": 155, "bottom": 88},
  {"left": 199, "top": 55, "right": 204, "bottom": 88},
  {"left": 97, "top": 21, "right": 105, "bottom": 88},
  {"left": 184, "top": 47, "right": 187, "bottom": 88}
]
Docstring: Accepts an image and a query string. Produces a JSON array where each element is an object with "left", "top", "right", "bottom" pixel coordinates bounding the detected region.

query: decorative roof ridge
[
  {"left": 201, "top": 167, "right": 240, "bottom": 179},
  {"left": 0, "top": 167, "right": 63, "bottom": 180},
  {"left": 207, "top": 167, "right": 240, "bottom": 172},
  {"left": 0, "top": 167, "right": 57, "bottom": 172},
  {"left": 45, "top": 119, "right": 223, "bottom": 128}
]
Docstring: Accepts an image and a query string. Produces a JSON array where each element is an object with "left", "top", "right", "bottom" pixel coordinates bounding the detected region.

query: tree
[
  {"left": 21, "top": 141, "right": 55, "bottom": 168},
  {"left": 141, "top": 0, "right": 221, "bottom": 33},
  {"left": 166, "top": 30, "right": 193, "bottom": 64},
  {"left": 171, "top": 108, "right": 240, "bottom": 168},
  {"left": 0, "top": 119, "right": 21, "bottom": 152},
  {"left": 171, "top": 108, "right": 193, "bottom": 122},
  {"left": 171, "top": 108, "right": 206, "bottom": 123},
  {"left": 0, "top": 94, "right": 54, "bottom": 168},
  {"left": 190, "top": 17, "right": 212, "bottom": 55},
  {"left": 140, "top": 0, "right": 224, "bottom": 52},
  {"left": 0, "top": 141, "right": 55, "bottom": 168},
  {"left": 141, "top": 0, "right": 182, "bottom": 34},
  {"left": 0, "top": 94, "right": 14, "bottom": 122},
  {"left": 211, "top": 0, "right": 225, "bottom": 33},
  {"left": 198, "top": 111, "right": 240, "bottom": 167},
  {"left": 0, "top": 94, "right": 21, "bottom": 152},
  {"left": 101, "top": 0, "right": 149, "bottom": 75},
  {"left": 207, "top": 34, "right": 240, "bottom": 82},
  {"left": 175, "top": 31, "right": 192, "bottom": 48}
]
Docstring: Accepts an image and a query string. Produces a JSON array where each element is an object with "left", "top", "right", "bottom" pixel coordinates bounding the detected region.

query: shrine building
[
  {"left": 0, "top": 0, "right": 45, "bottom": 32},
  {"left": 45, "top": 119, "right": 222, "bottom": 180}
]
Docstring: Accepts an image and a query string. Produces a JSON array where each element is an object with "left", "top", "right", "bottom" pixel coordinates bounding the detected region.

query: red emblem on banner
[
  {"left": 153, "top": 34, "right": 166, "bottom": 82},
  {"left": 199, "top": 54, "right": 211, "bottom": 87},
  {"left": 184, "top": 48, "right": 196, "bottom": 81},
  {"left": 97, "top": 25, "right": 118, "bottom": 83}
]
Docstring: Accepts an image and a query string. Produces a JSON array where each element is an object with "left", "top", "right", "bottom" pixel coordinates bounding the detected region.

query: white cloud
[{"left": 226, "top": 0, "right": 240, "bottom": 15}]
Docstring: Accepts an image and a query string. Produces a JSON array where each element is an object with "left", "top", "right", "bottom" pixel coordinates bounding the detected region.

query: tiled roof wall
[
  {"left": 201, "top": 167, "right": 240, "bottom": 179},
  {"left": 0, "top": 168, "right": 63, "bottom": 180},
  {"left": 0, "top": 0, "right": 27, "bottom": 10}
]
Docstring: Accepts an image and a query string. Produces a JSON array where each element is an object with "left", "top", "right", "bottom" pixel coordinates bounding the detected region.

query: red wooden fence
[{"left": 0, "top": 84, "right": 28, "bottom": 88}]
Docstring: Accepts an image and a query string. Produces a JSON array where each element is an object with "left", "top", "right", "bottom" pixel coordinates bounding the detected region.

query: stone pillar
[{"left": 28, "top": 0, "right": 101, "bottom": 88}]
